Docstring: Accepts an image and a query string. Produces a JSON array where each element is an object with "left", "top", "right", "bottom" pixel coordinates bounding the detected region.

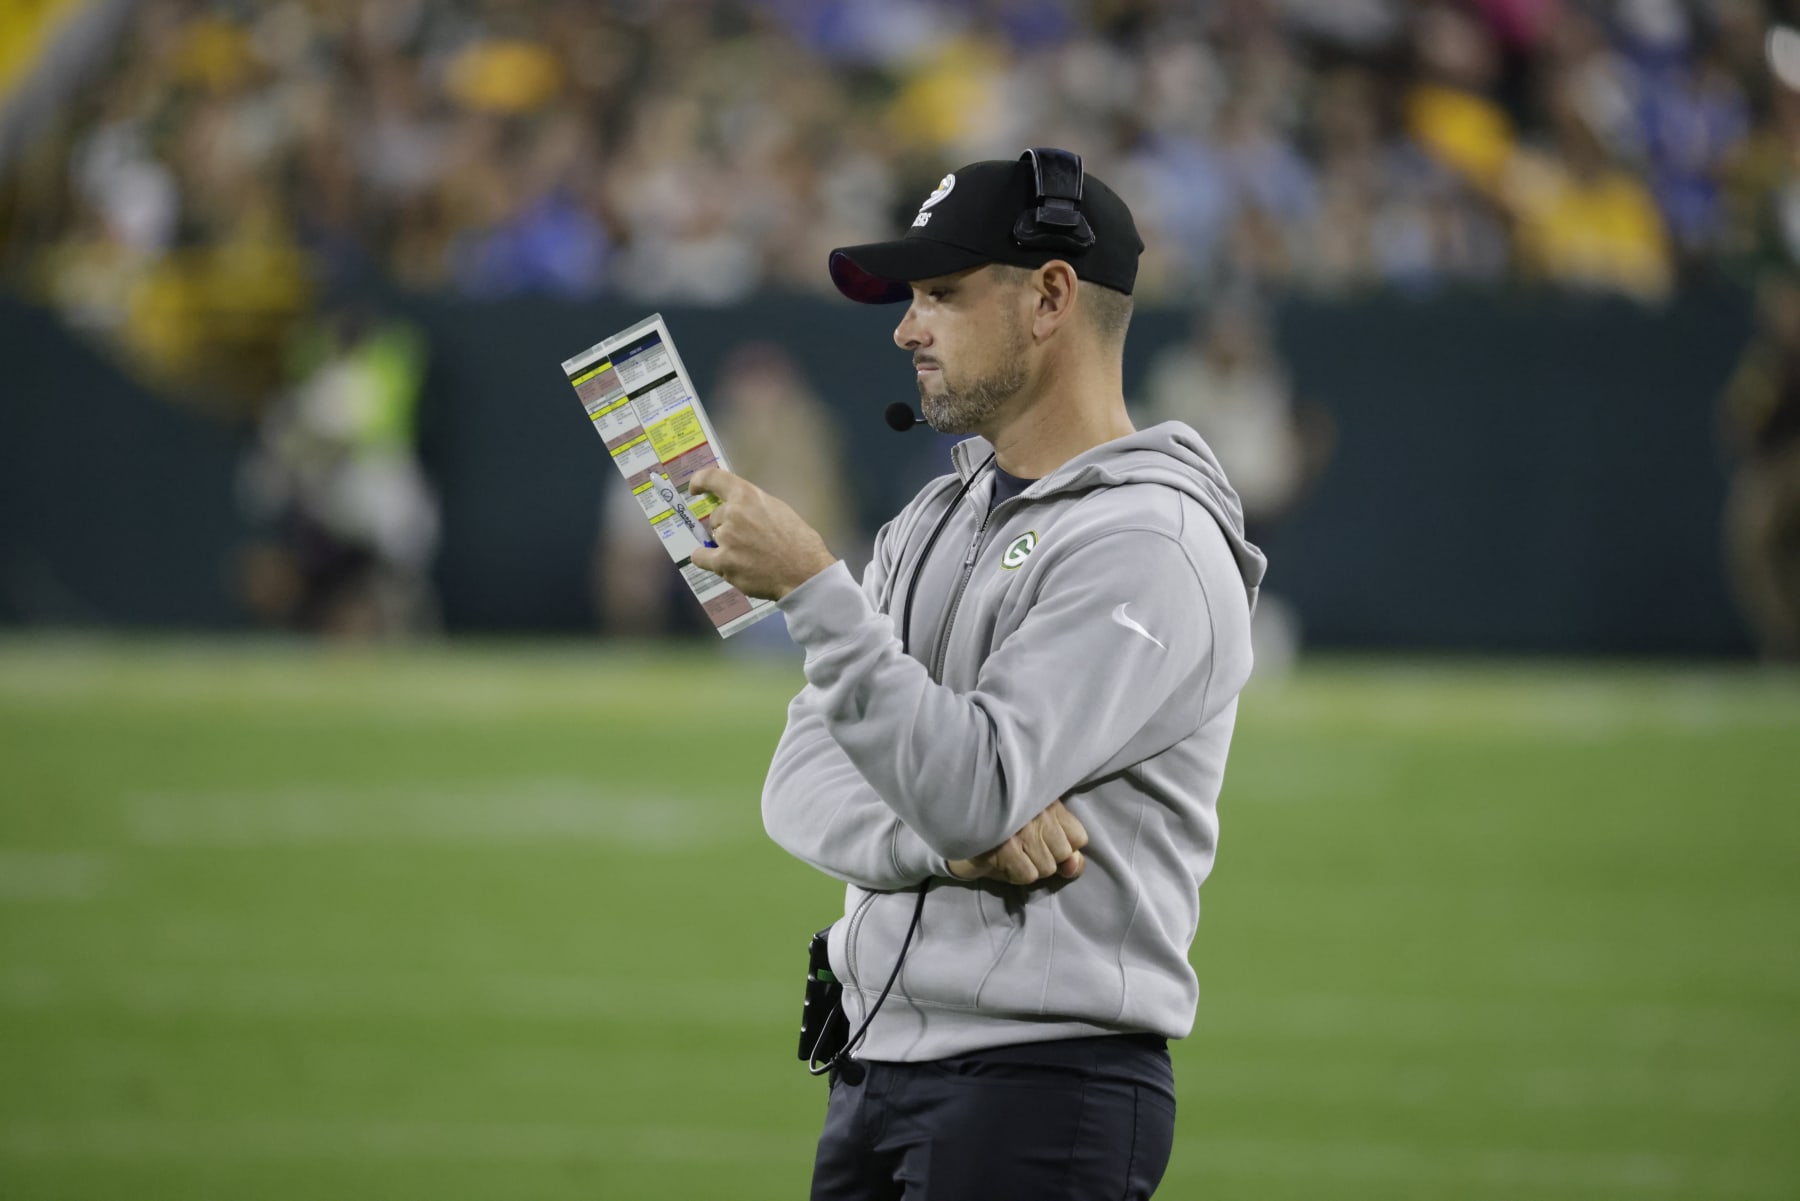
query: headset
[{"left": 1012, "top": 147, "right": 1096, "bottom": 252}]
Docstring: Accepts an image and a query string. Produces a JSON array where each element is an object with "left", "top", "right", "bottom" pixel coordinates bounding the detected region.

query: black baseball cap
[{"left": 828, "top": 152, "right": 1144, "bottom": 304}]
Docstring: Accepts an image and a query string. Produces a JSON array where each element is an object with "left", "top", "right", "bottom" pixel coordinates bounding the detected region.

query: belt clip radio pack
[{"left": 799, "top": 927, "right": 849, "bottom": 1069}]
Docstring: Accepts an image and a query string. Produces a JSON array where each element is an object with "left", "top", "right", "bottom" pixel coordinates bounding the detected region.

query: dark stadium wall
[
  {"left": 0, "top": 289, "right": 1755, "bottom": 654},
  {"left": 0, "top": 297, "right": 249, "bottom": 629},
  {"left": 1266, "top": 283, "right": 1754, "bottom": 654}
]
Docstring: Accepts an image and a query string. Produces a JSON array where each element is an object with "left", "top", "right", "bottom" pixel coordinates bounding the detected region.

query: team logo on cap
[{"left": 912, "top": 174, "right": 955, "bottom": 228}]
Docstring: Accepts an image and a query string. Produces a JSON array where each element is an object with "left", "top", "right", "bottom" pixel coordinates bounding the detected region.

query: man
[{"left": 688, "top": 150, "right": 1265, "bottom": 1200}]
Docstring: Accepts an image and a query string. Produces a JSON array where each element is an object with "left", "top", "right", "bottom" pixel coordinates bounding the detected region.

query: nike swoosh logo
[{"left": 1111, "top": 603, "right": 1166, "bottom": 651}]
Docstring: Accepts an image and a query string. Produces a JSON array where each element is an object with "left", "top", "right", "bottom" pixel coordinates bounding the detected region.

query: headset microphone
[{"left": 885, "top": 402, "right": 923, "bottom": 432}]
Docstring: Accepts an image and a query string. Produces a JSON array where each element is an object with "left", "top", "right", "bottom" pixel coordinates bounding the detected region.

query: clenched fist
[{"left": 947, "top": 799, "right": 1088, "bottom": 886}]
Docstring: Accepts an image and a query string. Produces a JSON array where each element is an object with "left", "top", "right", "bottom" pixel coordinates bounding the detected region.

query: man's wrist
[
  {"left": 775, "top": 552, "right": 842, "bottom": 602},
  {"left": 775, "top": 561, "right": 867, "bottom": 649}
]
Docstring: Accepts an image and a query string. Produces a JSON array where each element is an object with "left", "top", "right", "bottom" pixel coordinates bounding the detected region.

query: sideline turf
[{"left": 1, "top": 639, "right": 1794, "bottom": 1200}]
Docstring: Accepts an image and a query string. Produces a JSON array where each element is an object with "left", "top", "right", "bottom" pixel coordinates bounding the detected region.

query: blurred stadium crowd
[
  {"left": 2, "top": 0, "right": 1798, "bottom": 653},
  {"left": 4, "top": 1, "right": 1795, "bottom": 338}
]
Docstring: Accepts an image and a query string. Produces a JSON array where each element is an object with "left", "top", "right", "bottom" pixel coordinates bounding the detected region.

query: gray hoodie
[{"left": 764, "top": 420, "right": 1266, "bottom": 1061}]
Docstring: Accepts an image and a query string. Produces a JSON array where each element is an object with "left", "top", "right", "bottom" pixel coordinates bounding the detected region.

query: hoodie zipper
[{"left": 928, "top": 505, "right": 997, "bottom": 682}]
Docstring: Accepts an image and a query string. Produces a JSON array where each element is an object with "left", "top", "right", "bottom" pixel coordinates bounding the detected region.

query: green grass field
[{"left": 1, "top": 638, "right": 1795, "bottom": 1200}]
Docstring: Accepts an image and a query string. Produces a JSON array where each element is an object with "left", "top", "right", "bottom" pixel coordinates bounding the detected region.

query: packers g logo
[{"left": 1000, "top": 531, "right": 1038, "bottom": 570}]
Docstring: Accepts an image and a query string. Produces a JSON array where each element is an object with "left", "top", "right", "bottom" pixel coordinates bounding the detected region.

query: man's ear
[{"left": 1031, "top": 261, "right": 1079, "bottom": 341}]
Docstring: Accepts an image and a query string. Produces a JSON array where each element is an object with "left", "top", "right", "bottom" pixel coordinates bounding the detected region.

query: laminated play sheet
[{"left": 561, "top": 314, "right": 779, "bottom": 637}]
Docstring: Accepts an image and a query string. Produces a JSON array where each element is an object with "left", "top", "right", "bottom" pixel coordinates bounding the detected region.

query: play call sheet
[{"left": 561, "top": 314, "right": 779, "bottom": 638}]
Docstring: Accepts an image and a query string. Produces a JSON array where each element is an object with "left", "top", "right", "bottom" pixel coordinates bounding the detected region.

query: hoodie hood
[{"left": 951, "top": 420, "right": 1267, "bottom": 611}]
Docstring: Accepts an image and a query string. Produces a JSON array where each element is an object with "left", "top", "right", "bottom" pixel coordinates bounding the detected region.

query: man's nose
[{"left": 894, "top": 303, "right": 928, "bottom": 352}]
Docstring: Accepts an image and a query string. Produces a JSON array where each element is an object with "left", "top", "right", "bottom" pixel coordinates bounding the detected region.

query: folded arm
[{"left": 761, "top": 684, "right": 950, "bottom": 890}]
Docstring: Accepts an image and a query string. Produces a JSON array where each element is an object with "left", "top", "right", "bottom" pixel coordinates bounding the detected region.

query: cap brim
[{"left": 828, "top": 239, "right": 995, "bottom": 304}]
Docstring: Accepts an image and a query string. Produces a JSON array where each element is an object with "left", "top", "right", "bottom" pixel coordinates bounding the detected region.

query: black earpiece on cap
[{"left": 1012, "top": 148, "right": 1096, "bottom": 252}]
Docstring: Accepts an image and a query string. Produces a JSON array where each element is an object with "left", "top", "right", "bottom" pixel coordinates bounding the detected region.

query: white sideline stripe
[
  {"left": 1251, "top": 675, "right": 1800, "bottom": 737},
  {"left": 0, "top": 851, "right": 108, "bottom": 900},
  {"left": 1169, "top": 1135, "right": 1790, "bottom": 1196},
  {"left": 124, "top": 781, "right": 739, "bottom": 849},
  {"left": 0, "top": 651, "right": 792, "bottom": 720},
  {"left": 0, "top": 1120, "right": 811, "bottom": 1163},
  {"left": 30, "top": 1035, "right": 778, "bottom": 1082},
  {"left": 0, "top": 969, "right": 786, "bottom": 1027},
  {"left": 1228, "top": 747, "right": 1397, "bottom": 803},
  {"left": 1198, "top": 989, "right": 1796, "bottom": 1050}
]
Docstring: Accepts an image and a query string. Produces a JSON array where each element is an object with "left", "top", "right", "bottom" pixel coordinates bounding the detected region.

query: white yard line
[
  {"left": 122, "top": 781, "right": 741, "bottom": 849},
  {"left": 1249, "top": 667, "right": 1800, "bottom": 738},
  {"left": 0, "top": 641, "right": 795, "bottom": 721},
  {"left": 1197, "top": 988, "right": 1795, "bottom": 1050},
  {"left": 0, "top": 968, "right": 786, "bottom": 1028},
  {"left": 0, "top": 851, "right": 108, "bottom": 900}
]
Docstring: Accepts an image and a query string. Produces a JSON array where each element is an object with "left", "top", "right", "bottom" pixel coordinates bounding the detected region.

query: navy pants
[{"left": 810, "top": 1034, "right": 1176, "bottom": 1201}]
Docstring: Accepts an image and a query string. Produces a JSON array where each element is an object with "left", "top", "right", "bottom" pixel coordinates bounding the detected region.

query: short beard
[{"left": 918, "top": 318, "right": 1030, "bottom": 435}]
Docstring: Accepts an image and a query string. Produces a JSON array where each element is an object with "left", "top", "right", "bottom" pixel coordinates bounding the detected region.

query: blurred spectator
[
  {"left": 708, "top": 343, "right": 856, "bottom": 555},
  {"left": 1637, "top": 45, "right": 1750, "bottom": 260},
  {"left": 1139, "top": 300, "right": 1319, "bottom": 540},
  {"left": 1720, "top": 273, "right": 1800, "bottom": 661},
  {"left": 1308, "top": 65, "right": 1508, "bottom": 293},
  {"left": 1137, "top": 299, "right": 1331, "bottom": 676},
  {"left": 237, "top": 307, "right": 439, "bottom": 639},
  {"left": 447, "top": 109, "right": 612, "bottom": 297},
  {"left": 1503, "top": 87, "right": 1675, "bottom": 300},
  {"left": 1407, "top": 3, "right": 1519, "bottom": 196}
]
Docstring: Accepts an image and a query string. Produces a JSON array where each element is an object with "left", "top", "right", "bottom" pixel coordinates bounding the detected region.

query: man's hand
[
  {"left": 686, "top": 467, "right": 838, "bottom": 601},
  {"left": 947, "top": 799, "right": 1088, "bottom": 886}
]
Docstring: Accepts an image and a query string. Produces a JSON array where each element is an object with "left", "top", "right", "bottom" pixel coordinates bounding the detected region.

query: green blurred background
[{"left": 2, "top": 641, "right": 1795, "bottom": 1199}]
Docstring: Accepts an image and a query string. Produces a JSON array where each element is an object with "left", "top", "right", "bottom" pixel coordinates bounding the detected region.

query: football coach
[{"left": 688, "top": 148, "right": 1266, "bottom": 1200}]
